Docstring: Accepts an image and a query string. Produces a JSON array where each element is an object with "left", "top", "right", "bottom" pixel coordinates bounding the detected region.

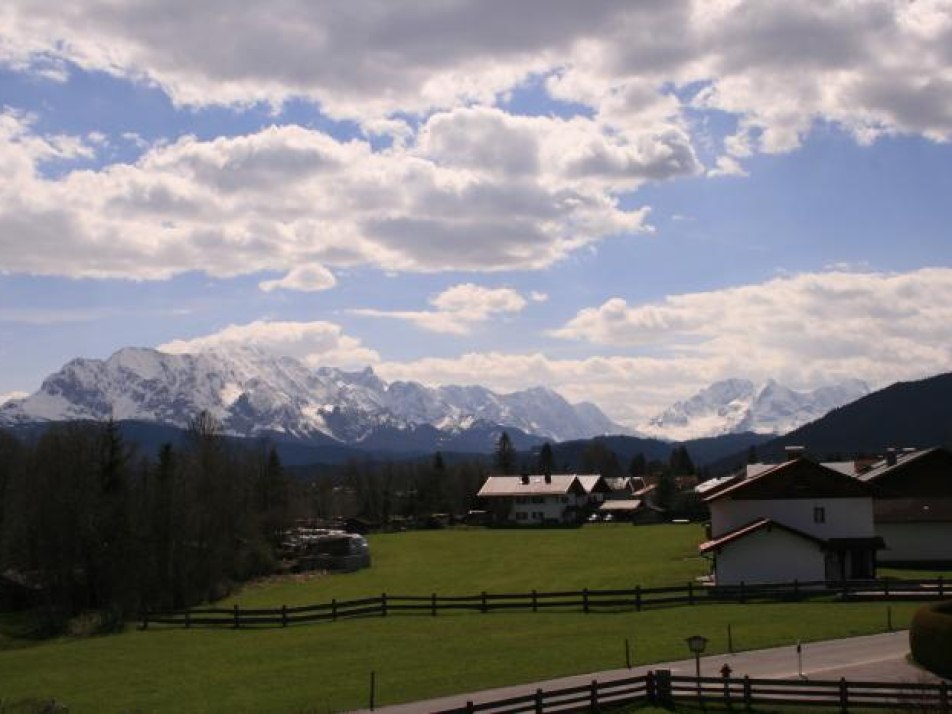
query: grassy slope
[{"left": 0, "top": 525, "right": 927, "bottom": 713}]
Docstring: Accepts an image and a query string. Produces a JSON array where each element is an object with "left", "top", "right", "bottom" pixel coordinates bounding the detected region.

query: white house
[
  {"left": 477, "top": 473, "right": 607, "bottom": 524},
  {"left": 698, "top": 457, "right": 882, "bottom": 585}
]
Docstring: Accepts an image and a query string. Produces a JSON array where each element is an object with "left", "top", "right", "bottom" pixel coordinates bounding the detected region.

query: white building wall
[
  {"left": 711, "top": 497, "right": 874, "bottom": 539},
  {"left": 510, "top": 494, "right": 574, "bottom": 523},
  {"left": 877, "top": 523, "right": 952, "bottom": 563},
  {"left": 714, "top": 529, "right": 826, "bottom": 585}
]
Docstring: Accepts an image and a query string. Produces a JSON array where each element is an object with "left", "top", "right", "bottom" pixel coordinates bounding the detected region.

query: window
[
  {"left": 515, "top": 511, "right": 528, "bottom": 520},
  {"left": 515, "top": 496, "right": 527, "bottom": 504},
  {"left": 532, "top": 511, "right": 544, "bottom": 520},
  {"left": 531, "top": 496, "right": 545, "bottom": 504},
  {"left": 813, "top": 506, "right": 826, "bottom": 524}
]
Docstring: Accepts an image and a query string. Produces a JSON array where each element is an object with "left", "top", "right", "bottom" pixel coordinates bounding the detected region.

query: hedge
[{"left": 909, "top": 599, "right": 952, "bottom": 679}]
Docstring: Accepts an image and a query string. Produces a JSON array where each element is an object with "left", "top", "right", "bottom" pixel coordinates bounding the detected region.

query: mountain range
[
  {"left": 638, "top": 378, "right": 871, "bottom": 440},
  {"left": 0, "top": 347, "right": 623, "bottom": 450},
  {"left": 0, "top": 346, "right": 891, "bottom": 458}
]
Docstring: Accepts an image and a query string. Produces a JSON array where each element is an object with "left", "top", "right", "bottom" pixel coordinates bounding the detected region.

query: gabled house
[
  {"left": 698, "top": 458, "right": 883, "bottom": 585},
  {"left": 477, "top": 473, "right": 608, "bottom": 524},
  {"left": 856, "top": 447, "right": 952, "bottom": 565}
]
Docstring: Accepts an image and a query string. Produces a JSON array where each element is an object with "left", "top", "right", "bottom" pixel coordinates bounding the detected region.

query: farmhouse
[
  {"left": 698, "top": 457, "right": 882, "bottom": 585},
  {"left": 477, "top": 473, "right": 608, "bottom": 524},
  {"left": 855, "top": 447, "right": 952, "bottom": 565}
]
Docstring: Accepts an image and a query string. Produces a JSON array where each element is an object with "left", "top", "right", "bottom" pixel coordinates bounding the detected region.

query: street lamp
[{"left": 685, "top": 634, "right": 708, "bottom": 679}]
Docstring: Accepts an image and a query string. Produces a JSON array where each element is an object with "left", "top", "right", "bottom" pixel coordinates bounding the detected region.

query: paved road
[{"left": 352, "top": 631, "right": 943, "bottom": 714}]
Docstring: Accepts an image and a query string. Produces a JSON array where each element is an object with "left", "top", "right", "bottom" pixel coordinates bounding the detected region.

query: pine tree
[
  {"left": 494, "top": 431, "right": 516, "bottom": 474},
  {"left": 536, "top": 442, "right": 554, "bottom": 475}
]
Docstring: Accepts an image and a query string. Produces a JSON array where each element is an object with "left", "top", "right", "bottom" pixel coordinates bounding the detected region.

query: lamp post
[{"left": 685, "top": 634, "right": 708, "bottom": 679}]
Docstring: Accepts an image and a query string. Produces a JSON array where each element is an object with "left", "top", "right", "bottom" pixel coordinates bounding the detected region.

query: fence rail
[
  {"left": 140, "top": 577, "right": 947, "bottom": 629},
  {"left": 432, "top": 671, "right": 951, "bottom": 714}
]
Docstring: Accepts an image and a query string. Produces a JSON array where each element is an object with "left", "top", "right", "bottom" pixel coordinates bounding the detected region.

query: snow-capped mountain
[
  {"left": 0, "top": 347, "right": 625, "bottom": 446},
  {"left": 639, "top": 378, "right": 870, "bottom": 441}
]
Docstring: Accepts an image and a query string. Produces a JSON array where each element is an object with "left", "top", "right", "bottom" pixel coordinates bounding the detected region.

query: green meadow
[{"left": 0, "top": 525, "right": 926, "bottom": 713}]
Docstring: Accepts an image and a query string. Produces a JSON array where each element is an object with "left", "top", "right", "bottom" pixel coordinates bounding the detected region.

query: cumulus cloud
[
  {"left": 158, "top": 320, "right": 379, "bottom": 368},
  {"left": 351, "top": 283, "right": 530, "bottom": 334},
  {"left": 0, "top": 391, "right": 29, "bottom": 405},
  {"left": 259, "top": 264, "right": 336, "bottom": 293},
  {"left": 3, "top": 0, "right": 952, "bottom": 152},
  {"left": 551, "top": 267, "right": 952, "bottom": 391},
  {"left": 0, "top": 112, "right": 651, "bottom": 280}
]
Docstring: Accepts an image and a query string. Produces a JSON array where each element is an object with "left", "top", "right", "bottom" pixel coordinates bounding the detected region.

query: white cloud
[
  {"left": 3, "top": 1, "right": 951, "bottom": 151},
  {"left": 259, "top": 264, "right": 337, "bottom": 293},
  {"left": 551, "top": 267, "right": 952, "bottom": 393},
  {"left": 0, "top": 112, "right": 651, "bottom": 280},
  {"left": 0, "top": 390, "right": 29, "bottom": 405},
  {"left": 351, "top": 283, "right": 529, "bottom": 335},
  {"left": 158, "top": 320, "right": 379, "bottom": 368}
]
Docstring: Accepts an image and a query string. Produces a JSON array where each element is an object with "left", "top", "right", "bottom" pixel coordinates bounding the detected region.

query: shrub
[{"left": 909, "top": 599, "right": 952, "bottom": 679}]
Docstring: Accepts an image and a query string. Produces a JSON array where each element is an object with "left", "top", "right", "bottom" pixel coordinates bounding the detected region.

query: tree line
[{"left": 0, "top": 414, "right": 294, "bottom": 629}]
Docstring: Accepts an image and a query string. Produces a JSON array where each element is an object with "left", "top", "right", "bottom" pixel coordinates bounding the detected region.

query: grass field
[{"left": 0, "top": 525, "right": 933, "bottom": 713}]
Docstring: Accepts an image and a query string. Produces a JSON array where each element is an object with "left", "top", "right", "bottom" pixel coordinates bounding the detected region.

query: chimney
[
  {"left": 886, "top": 448, "right": 897, "bottom": 467},
  {"left": 784, "top": 445, "right": 806, "bottom": 461},
  {"left": 520, "top": 474, "right": 529, "bottom": 484},
  {"left": 544, "top": 473, "right": 552, "bottom": 484}
]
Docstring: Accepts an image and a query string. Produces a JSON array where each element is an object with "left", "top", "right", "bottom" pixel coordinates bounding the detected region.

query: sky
[{"left": 1, "top": 0, "right": 951, "bottom": 428}]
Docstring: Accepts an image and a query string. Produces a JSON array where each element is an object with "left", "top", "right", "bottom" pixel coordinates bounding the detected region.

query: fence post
[
  {"left": 535, "top": 687, "right": 544, "bottom": 714},
  {"left": 233, "top": 604, "right": 239, "bottom": 629},
  {"left": 583, "top": 588, "right": 589, "bottom": 613},
  {"left": 481, "top": 591, "right": 487, "bottom": 613},
  {"left": 281, "top": 604, "right": 287, "bottom": 627},
  {"left": 688, "top": 581, "right": 694, "bottom": 605},
  {"left": 431, "top": 593, "right": 437, "bottom": 616},
  {"left": 939, "top": 681, "right": 948, "bottom": 714},
  {"left": 839, "top": 677, "right": 848, "bottom": 713},
  {"left": 532, "top": 589, "right": 538, "bottom": 613},
  {"left": 590, "top": 679, "right": 598, "bottom": 711},
  {"left": 635, "top": 585, "right": 642, "bottom": 612},
  {"left": 369, "top": 670, "right": 376, "bottom": 711},
  {"left": 332, "top": 598, "right": 337, "bottom": 621},
  {"left": 381, "top": 593, "right": 387, "bottom": 617},
  {"left": 646, "top": 670, "right": 656, "bottom": 704},
  {"left": 722, "top": 666, "right": 731, "bottom": 707},
  {"left": 743, "top": 675, "right": 752, "bottom": 711},
  {"left": 939, "top": 576, "right": 945, "bottom": 598},
  {"left": 466, "top": 701, "right": 474, "bottom": 714}
]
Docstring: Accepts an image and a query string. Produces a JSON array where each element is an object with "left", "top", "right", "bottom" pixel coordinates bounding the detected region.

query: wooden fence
[
  {"left": 432, "top": 671, "right": 952, "bottom": 713},
  {"left": 141, "top": 577, "right": 948, "bottom": 629}
]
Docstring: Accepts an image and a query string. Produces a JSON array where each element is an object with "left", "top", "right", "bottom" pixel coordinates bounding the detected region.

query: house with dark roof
[
  {"left": 477, "top": 473, "right": 609, "bottom": 524},
  {"left": 856, "top": 447, "right": 952, "bottom": 565},
  {"left": 699, "top": 458, "right": 883, "bottom": 585}
]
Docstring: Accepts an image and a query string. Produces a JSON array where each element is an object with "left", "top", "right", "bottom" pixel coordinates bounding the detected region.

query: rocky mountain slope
[
  {"left": 640, "top": 378, "right": 870, "bottom": 440},
  {"left": 0, "top": 347, "right": 625, "bottom": 447}
]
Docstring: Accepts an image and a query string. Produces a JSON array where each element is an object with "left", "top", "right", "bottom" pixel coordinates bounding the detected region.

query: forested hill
[{"left": 712, "top": 371, "right": 952, "bottom": 473}]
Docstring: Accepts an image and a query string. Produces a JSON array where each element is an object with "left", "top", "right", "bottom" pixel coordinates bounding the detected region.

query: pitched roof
[
  {"left": 698, "top": 517, "right": 826, "bottom": 554},
  {"left": 856, "top": 448, "right": 937, "bottom": 483},
  {"left": 477, "top": 474, "right": 586, "bottom": 497},
  {"left": 576, "top": 474, "right": 610, "bottom": 494},
  {"left": 704, "top": 457, "right": 871, "bottom": 503}
]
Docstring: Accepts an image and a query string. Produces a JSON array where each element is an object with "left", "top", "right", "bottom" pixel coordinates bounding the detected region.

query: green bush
[{"left": 909, "top": 599, "right": 952, "bottom": 678}]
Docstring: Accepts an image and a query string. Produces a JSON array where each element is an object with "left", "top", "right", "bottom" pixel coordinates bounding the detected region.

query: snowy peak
[
  {"left": 640, "top": 378, "right": 870, "bottom": 441},
  {"left": 0, "top": 347, "right": 627, "bottom": 445}
]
